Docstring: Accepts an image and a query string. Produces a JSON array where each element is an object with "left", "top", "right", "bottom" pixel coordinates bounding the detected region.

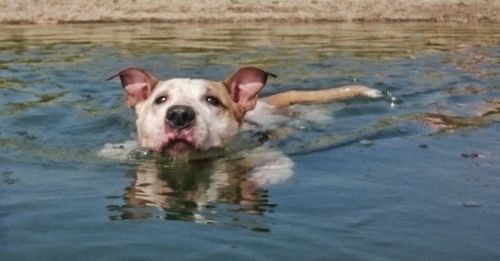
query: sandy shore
[{"left": 0, "top": 0, "right": 499, "bottom": 23}]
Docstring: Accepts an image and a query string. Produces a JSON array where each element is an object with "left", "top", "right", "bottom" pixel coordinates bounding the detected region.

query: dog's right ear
[{"left": 107, "top": 68, "right": 158, "bottom": 108}]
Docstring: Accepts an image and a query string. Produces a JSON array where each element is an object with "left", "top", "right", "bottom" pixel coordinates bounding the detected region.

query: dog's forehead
[
  {"left": 155, "top": 78, "right": 208, "bottom": 93},
  {"left": 153, "top": 78, "right": 225, "bottom": 96}
]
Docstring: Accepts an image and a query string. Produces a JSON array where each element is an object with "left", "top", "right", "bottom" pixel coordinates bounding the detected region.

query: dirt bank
[{"left": 0, "top": 0, "right": 499, "bottom": 23}]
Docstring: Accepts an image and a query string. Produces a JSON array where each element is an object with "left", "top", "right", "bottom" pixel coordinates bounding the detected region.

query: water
[{"left": 1, "top": 23, "right": 499, "bottom": 260}]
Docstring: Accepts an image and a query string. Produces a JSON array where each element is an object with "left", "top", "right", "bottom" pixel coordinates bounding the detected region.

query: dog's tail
[{"left": 261, "top": 85, "right": 382, "bottom": 108}]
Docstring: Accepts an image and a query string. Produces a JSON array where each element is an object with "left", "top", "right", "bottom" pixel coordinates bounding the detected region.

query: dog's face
[
  {"left": 135, "top": 79, "right": 242, "bottom": 155},
  {"left": 111, "top": 67, "right": 275, "bottom": 156}
]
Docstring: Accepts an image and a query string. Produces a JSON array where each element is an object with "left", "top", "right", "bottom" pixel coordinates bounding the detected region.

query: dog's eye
[
  {"left": 206, "top": 96, "right": 221, "bottom": 107},
  {"left": 154, "top": 95, "right": 167, "bottom": 105}
]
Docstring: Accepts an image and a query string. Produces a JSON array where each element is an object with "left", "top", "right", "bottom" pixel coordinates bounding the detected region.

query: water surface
[{"left": 0, "top": 23, "right": 499, "bottom": 260}]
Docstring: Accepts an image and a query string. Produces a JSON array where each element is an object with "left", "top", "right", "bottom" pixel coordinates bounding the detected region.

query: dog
[
  {"left": 104, "top": 66, "right": 382, "bottom": 224},
  {"left": 107, "top": 66, "right": 382, "bottom": 158}
]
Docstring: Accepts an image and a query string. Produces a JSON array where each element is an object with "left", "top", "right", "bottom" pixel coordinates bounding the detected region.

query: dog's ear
[
  {"left": 108, "top": 68, "right": 158, "bottom": 108},
  {"left": 223, "top": 67, "right": 276, "bottom": 112}
]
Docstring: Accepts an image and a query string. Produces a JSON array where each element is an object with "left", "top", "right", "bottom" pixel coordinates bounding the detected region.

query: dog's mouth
[{"left": 161, "top": 138, "right": 196, "bottom": 155}]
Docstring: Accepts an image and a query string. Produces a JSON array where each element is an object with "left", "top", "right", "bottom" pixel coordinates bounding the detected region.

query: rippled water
[{"left": 1, "top": 23, "right": 499, "bottom": 260}]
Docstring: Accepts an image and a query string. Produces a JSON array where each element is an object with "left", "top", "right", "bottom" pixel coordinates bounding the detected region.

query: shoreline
[{"left": 1, "top": 0, "right": 499, "bottom": 24}]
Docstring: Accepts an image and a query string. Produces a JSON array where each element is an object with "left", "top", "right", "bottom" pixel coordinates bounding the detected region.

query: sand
[{"left": 0, "top": 0, "right": 499, "bottom": 23}]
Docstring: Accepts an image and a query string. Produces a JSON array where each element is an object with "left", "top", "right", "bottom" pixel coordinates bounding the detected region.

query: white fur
[
  {"left": 361, "top": 87, "right": 383, "bottom": 98},
  {"left": 134, "top": 79, "right": 239, "bottom": 153}
]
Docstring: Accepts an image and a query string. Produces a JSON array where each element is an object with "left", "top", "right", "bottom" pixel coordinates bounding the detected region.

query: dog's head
[{"left": 110, "top": 67, "right": 275, "bottom": 156}]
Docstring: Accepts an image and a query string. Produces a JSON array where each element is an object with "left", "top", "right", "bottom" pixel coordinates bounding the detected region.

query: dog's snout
[{"left": 166, "top": 105, "right": 195, "bottom": 129}]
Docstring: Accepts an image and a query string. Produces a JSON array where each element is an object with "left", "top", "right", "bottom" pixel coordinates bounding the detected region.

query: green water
[{"left": 0, "top": 23, "right": 499, "bottom": 260}]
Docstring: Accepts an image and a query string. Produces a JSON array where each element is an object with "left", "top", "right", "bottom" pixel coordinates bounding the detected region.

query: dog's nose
[{"left": 165, "top": 105, "right": 195, "bottom": 129}]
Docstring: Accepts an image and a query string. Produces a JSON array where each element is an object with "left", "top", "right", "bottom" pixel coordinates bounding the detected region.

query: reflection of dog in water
[{"left": 112, "top": 147, "right": 293, "bottom": 228}]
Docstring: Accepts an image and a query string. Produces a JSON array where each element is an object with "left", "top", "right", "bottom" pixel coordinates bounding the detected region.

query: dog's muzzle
[{"left": 165, "top": 105, "right": 195, "bottom": 129}]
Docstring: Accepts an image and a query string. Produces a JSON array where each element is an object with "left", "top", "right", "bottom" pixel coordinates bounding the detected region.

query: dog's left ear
[
  {"left": 223, "top": 67, "right": 276, "bottom": 112},
  {"left": 108, "top": 68, "right": 158, "bottom": 108}
]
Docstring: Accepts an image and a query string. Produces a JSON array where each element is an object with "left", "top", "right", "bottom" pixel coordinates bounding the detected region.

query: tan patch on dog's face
[
  {"left": 134, "top": 78, "right": 243, "bottom": 154},
  {"left": 206, "top": 82, "right": 246, "bottom": 122}
]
